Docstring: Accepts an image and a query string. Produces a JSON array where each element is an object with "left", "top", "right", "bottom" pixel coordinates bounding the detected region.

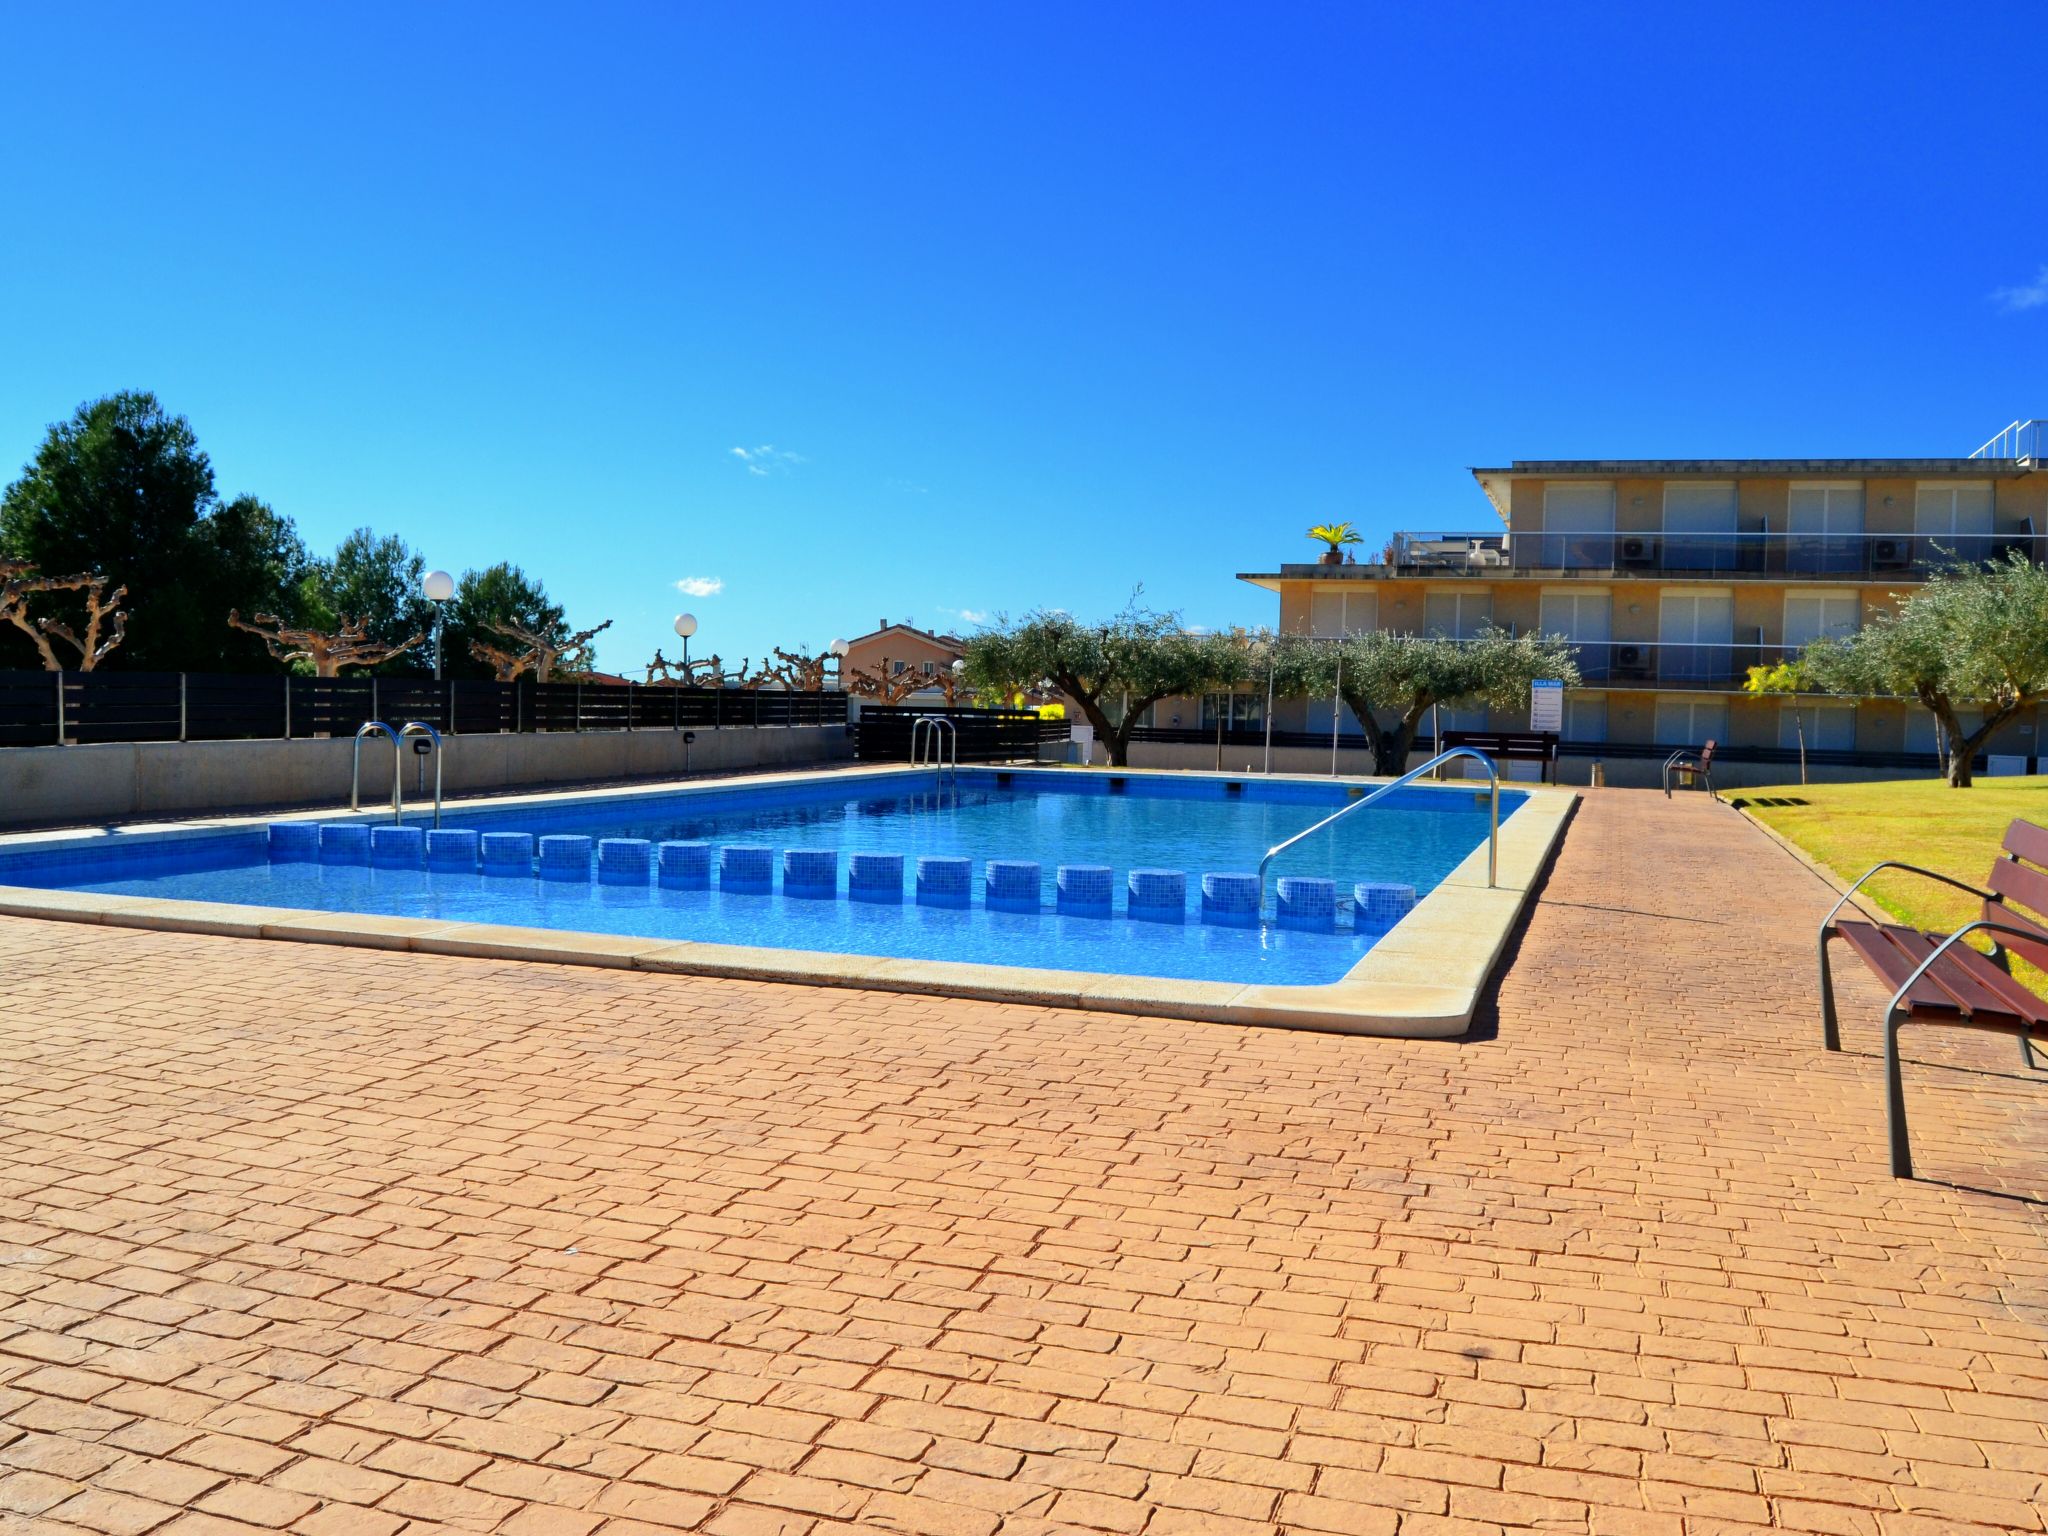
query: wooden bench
[
  {"left": 1441, "top": 730, "right": 1558, "bottom": 784},
  {"left": 1662, "top": 739, "right": 1716, "bottom": 798},
  {"left": 1818, "top": 818, "right": 2048, "bottom": 1177}
]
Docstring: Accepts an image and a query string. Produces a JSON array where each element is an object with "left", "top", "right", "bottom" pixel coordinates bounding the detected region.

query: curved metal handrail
[
  {"left": 351, "top": 721, "right": 403, "bottom": 822},
  {"left": 910, "top": 716, "right": 957, "bottom": 780},
  {"left": 398, "top": 721, "right": 444, "bottom": 828},
  {"left": 1257, "top": 746, "right": 1501, "bottom": 912}
]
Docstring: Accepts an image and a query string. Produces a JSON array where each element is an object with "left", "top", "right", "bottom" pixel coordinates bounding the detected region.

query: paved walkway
[{"left": 0, "top": 791, "right": 2042, "bottom": 1536}]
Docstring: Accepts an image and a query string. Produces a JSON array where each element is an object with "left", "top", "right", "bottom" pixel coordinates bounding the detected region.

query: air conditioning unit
[
  {"left": 1616, "top": 644, "right": 1645, "bottom": 670},
  {"left": 1619, "top": 536, "right": 1654, "bottom": 567},
  {"left": 1871, "top": 538, "right": 1907, "bottom": 568}
]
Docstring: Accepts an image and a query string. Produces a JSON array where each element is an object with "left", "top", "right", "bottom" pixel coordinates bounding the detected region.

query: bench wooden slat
[
  {"left": 1987, "top": 853, "right": 2048, "bottom": 922},
  {"left": 2003, "top": 819, "right": 2048, "bottom": 870},
  {"left": 1834, "top": 920, "right": 2045, "bottom": 1026}
]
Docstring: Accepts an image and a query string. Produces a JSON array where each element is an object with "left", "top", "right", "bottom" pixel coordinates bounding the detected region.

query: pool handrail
[
  {"left": 398, "top": 721, "right": 444, "bottom": 828},
  {"left": 910, "top": 716, "right": 957, "bottom": 780},
  {"left": 1257, "top": 746, "right": 1501, "bottom": 913},
  {"left": 350, "top": 721, "right": 403, "bottom": 822}
]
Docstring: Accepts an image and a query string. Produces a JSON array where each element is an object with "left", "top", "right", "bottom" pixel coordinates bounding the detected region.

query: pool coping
[{"left": 0, "top": 762, "right": 1577, "bottom": 1036}]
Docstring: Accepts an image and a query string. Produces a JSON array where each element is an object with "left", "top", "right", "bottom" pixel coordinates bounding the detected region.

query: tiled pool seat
[
  {"left": 481, "top": 832, "right": 534, "bottom": 874},
  {"left": 1128, "top": 868, "right": 1186, "bottom": 923},
  {"left": 426, "top": 828, "right": 480, "bottom": 869},
  {"left": 1354, "top": 881, "right": 1417, "bottom": 930},
  {"left": 598, "top": 838, "right": 653, "bottom": 882},
  {"left": 1277, "top": 876, "right": 1337, "bottom": 931},
  {"left": 370, "top": 826, "right": 424, "bottom": 868},
  {"left": 916, "top": 856, "right": 972, "bottom": 907},
  {"left": 659, "top": 841, "right": 711, "bottom": 887},
  {"left": 784, "top": 848, "right": 839, "bottom": 895},
  {"left": 539, "top": 835, "right": 593, "bottom": 880},
  {"left": 268, "top": 823, "right": 321, "bottom": 862},
  {"left": 1200, "top": 872, "right": 1260, "bottom": 926},
  {"left": 1057, "top": 864, "right": 1113, "bottom": 916},
  {"left": 849, "top": 852, "right": 904, "bottom": 901},
  {"left": 720, "top": 844, "right": 774, "bottom": 889},
  {"left": 985, "top": 859, "right": 1041, "bottom": 912},
  {"left": 319, "top": 824, "right": 370, "bottom": 863}
]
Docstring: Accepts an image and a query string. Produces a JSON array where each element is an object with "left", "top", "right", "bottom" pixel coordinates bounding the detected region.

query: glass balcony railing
[
  {"left": 1294, "top": 632, "right": 1813, "bottom": 691},
  {"left": 1374, "top": 529, "right": 2042, "bottom": 578},
  {"left": 1564, "top": 640, "right": 1799, "bottom": 690}
]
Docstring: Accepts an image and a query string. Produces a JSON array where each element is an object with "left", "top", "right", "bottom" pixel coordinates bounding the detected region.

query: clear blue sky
[{"left": 3, "top": 2, "right": 2043, "bottom": 672}]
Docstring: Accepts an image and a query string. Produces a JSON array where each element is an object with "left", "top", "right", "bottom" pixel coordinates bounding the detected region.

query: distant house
[{"left": 840, "top": 621, "right": 964, "bottom": 696}]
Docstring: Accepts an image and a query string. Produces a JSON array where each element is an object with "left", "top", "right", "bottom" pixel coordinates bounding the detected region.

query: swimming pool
[
  {"left": 0, "top": 765, "right": 1574, "bottom": 1034},
  {"left": 0, "top": 766, "right": 1519, "bottom": 985}
]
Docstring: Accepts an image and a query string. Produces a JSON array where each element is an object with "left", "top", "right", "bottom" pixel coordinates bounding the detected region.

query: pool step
[{"left": 265, "top": 822, "right": 1415, "bottom": 931}]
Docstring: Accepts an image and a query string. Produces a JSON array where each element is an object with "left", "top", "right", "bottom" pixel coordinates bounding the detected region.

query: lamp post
[
  {"left": 422, "top": 569, "right": 455, "bottom": 679},
  {"left": 673, "top": 613, "right": 698, "bottom": 673},
  {"left": 828, "top": 637, "right": 849, "bottom": 689}
]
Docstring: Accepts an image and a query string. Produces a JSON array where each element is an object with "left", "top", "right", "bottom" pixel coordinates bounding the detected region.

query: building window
[
  {"left": 1423, "top": 590, "right": 1492, "bottom": 639},
  {"left": 1787, "top": 482, "right": 1865, "bottom": 573},
  {"left": 890, "top": 659, "right": 905, "bottom": 675},
  {"left": 1781, "top": 701, "right": 1855, "bottom": 752},
  {"left": 1309, "top": 587, "right": 1378, "bottom": 638},
  {"left": 1561, "top": 693, "right": 1607, "bottom": 744},
  {"left": 1782, "top": 590, "right": 1859, "bottom": 650},
  {"left": 1653, "top": 697, "right": 1728, "bottom": 748},
  {"left": 1200, "top": 692, "right": 1266, "bottom": 728},
  {"left": 1662, "top": 481, "right": 1740, "bottom": 571},
  {"left": 1906, "top": 705, "right": 1988, "bottom": 759},
  {"left": 1914, "top": 481, "right": 1994, "bottom": 562},
  {"left": 1539, "top": 588, "right": 1612, "bottom": 679},
  {"left": 921, "top": 660, "right": 935, "bottom": 677},
  {"left": 1539, "top": 482, "right": 1616, "bottom": 568},
  {"left": 1657, "top": 589, "right": 1735, "bottom": 683}
]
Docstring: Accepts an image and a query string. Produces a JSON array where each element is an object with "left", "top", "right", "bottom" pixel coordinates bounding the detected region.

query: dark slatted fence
[
  {"left": 854, "top": 705, "right": 1062, "bottom": 763},
  {"left": 0, "top": 670, "right": 850, "bottom": 746}
]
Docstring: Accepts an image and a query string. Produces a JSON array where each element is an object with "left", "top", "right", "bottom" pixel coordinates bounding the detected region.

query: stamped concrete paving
[{"left": 0, "top": 791, "right": 2043, "bottom": 1536}]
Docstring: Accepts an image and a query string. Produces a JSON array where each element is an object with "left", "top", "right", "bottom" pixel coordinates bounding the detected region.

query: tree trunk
[
  {"left": 1067, "top": 689, "right": 1121, "bottom": 767},
  {"left": 1947, "top": 702, "right": 2025, "bottom": 788},
  {"left": 1370, "top": 729, "right": 1409, "bottom": 776},
  {"left": 1337, "top": 690, "right": 1416, "bottom": 776}
]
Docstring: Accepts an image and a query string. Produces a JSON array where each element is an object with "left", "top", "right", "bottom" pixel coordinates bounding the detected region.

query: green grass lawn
[{"left": 1732, "top": 775, "right": 2048, "bottom": 993}]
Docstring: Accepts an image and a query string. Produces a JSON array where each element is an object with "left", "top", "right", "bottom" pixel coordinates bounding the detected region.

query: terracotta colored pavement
[{"left": 0, "top": 791, "right": 2043, "bottom": 1536}]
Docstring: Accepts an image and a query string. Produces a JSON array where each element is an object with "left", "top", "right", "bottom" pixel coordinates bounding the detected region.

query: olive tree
[
  {"left": 1802, "top": 551, "right": 2048, "bottom": 787},
  {"left": 962, "top": 604, "right": 1240, "bottom": 766},
  {"left": 1276, "top": 626, "right": 1579, "bottom": 775}
]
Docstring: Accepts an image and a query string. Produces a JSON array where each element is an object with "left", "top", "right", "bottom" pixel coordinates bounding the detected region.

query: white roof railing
[{"left": 1969, "top": 419, "right": 2046, "bottom": 463}]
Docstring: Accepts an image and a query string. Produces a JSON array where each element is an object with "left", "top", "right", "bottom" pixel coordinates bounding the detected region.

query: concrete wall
[{"left": 0, "top": 726, "right": 853, "bottom": 829}]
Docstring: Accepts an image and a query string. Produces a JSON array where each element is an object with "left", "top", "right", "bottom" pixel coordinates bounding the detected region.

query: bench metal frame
[
  {"left": 1662, "top": 747, "right": 1716, "bottom": 799},
  {"left": 1817, "top": 860, "right": 2046, "bottom": 1178}
]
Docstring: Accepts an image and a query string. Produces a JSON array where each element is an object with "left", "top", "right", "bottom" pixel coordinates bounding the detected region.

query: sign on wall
[{"left": 1529, "top": 678, "right": 1564, "bottom": 733}]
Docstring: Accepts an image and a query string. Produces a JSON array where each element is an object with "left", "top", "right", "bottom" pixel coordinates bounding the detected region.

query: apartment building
[{"left": 1234, "top": 426, "right": 2048, "bottom": 785}]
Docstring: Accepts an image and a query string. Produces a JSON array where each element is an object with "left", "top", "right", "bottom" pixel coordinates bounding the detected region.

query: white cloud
[
  {"left": 1992, "top": 266, "right": 2048, "bottom": 312},
  {"left": 674, "top": 576, "right": 724, "bottom": 597},
  {"left": 936, "top": 605, "right": 990, "bottom": 627},
  {"left": 729, "top": 444, "right": 806, "bottom": 476}
]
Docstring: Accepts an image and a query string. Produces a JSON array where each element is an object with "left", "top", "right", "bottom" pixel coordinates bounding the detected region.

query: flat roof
[{"left": 1471, "top": 458, "right": 2038, "bottom": 475}]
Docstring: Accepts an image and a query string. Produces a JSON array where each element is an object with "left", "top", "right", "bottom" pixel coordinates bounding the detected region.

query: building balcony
[
  {"left": 1565, "top": 640, "right": 1796, "bottom": 691},
  {"left": 1266, "top": 529, "right": 2046, "bottom": 581}
]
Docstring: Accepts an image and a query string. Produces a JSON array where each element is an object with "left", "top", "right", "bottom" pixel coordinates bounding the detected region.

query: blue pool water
[{"left": 1, "top": 769, "right": 1522, "bottom": 986}]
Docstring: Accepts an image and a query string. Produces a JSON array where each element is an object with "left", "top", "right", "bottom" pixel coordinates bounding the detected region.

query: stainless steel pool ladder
[
  {"left": 351, "top": 721, "right": 404, "bottom": 822},
  {"left": 1256, "top": 746, "right": 1501, "bottom": 914},
  {"left": 910, "top": 716, "right": 958, "bottom": 781},
  {"left": 399, "top": 721, "right": 444, "bottom": 828}
]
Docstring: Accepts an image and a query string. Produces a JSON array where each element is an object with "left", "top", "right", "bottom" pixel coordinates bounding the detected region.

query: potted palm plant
[{"left": 1308, "top": 522, "right": 1361, "bottom": 566}]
